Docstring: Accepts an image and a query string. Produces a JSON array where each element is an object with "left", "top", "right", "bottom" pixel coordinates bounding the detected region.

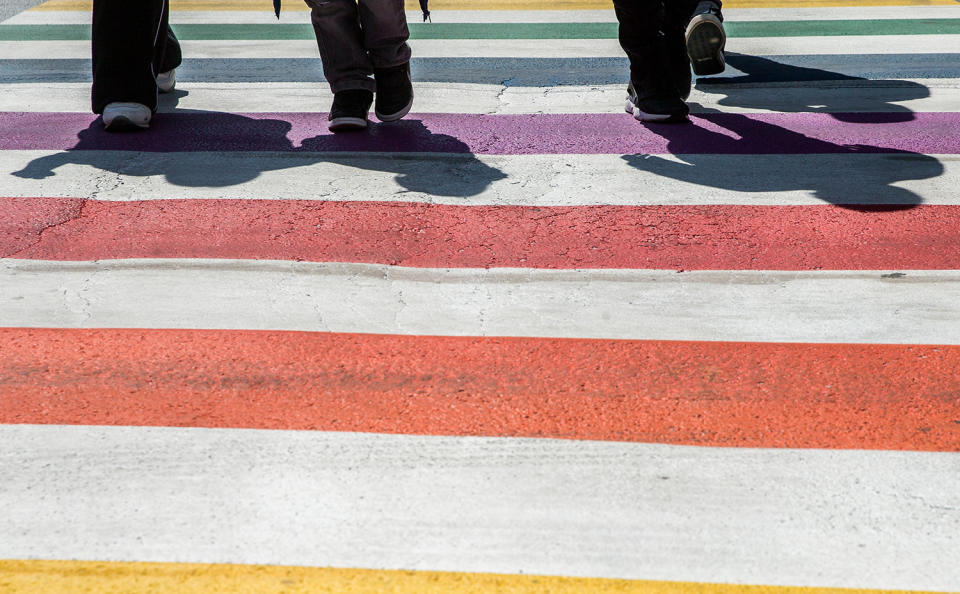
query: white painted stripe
[
  {"left": 3, "top": 35, "right": 957, "bottom": 59},
  {"left": 5, "top": 6, "right": 959, "bottom": 24},
  {"left": 722, "top": 5, "right": 960, "bottom": 21},
  {"left": 2, "top": 151, "right": 952, "bottom": 207},
  {"left": 2, "top": 260, "right": 959, "bottom": 344},
  {"left": 1, "top": 425, "right": 958, "bottom": 590},
  {"left": 1, "top": 10, "right": 615, "bottom": 24},
  {"left": 2, "top": 80, "right": 958, "bottom": 114}
]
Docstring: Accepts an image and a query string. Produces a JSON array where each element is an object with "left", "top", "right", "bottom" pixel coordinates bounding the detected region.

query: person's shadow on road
[
  {"left": 623, "top": 55, "right": 943, "bottom": 209},
  {"left": 12, "top": 89, "right": 506, "bottom": 199},
  {"left": 700, "top": 53, "right": 929, "bottom": 123}
]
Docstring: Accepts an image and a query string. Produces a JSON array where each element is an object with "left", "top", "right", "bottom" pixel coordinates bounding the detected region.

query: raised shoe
[{"left": 686, "top": 1, "right": 726, "bottom": 76}]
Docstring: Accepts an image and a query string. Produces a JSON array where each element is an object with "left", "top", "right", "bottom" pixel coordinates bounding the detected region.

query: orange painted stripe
[
  {"left": 6, "top": 198, "right": 960, "bottom": 270},
  {"left": 2, "top": 328, "right": 958, "bottom": 451}
]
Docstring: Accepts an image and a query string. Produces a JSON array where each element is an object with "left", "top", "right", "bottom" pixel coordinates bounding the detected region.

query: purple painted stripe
[{"left": 1, "top": 112, "right": 956, "bottom": 155}]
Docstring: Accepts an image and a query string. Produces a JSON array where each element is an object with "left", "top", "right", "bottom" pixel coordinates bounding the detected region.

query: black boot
[
  {"left": 328, "top": 89, "right": 373, "bottom": 132},
  {"left": 374, "top": 63, "right": 414, "bottom": 122}
]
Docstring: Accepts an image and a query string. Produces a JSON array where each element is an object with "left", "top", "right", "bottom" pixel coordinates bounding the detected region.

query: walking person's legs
[
  {"left": 306, "top": 0, "right": 412, "bottom": 131},
  {"left": 92, "top": 0, "right": 179, "bottom": 129},
  {"left": 613, "top": 0, "right": 688, "bottom": 122}
]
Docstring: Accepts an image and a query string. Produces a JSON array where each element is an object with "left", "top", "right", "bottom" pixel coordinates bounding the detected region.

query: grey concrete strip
[
  {"left": 4, "top": 37, "right": 959, "bottom": 60},
  {"left": 1, "top": 80, "right": 958, "bottom": 114},
  {"left": 1, "top": 425, "right": 958, "bottom": 590},
  {"left": 3, "top": 260, "right": 960, "bottom": 344},
  {"left": 4, "top": 55, "right": 960, "bottom": 85},
  {"left": 1, "top": 151, "right": 953, "bottom": 206}
]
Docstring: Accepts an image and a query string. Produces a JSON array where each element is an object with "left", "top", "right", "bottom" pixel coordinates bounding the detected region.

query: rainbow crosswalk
[{"left": 2, "top": 0, "right": 960, "bottom": 592}]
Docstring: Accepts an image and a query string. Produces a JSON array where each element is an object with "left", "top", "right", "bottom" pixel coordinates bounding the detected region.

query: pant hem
[{"left": 329, "top": 78, "right": 377, "bottom": 94}]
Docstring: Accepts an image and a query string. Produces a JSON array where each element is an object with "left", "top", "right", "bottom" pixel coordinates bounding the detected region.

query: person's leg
[
  {"left": 663, "top": 0, "right": 699, "bottom": 99},
  {"left": 305, "top": 0, "right": 376, "bottom": 93},
  {"left": 357, "top": 0, "right": 410, "bottom": 71},
  {"left": 612, "top": 0, "right": 659, "bottom": 88},
  {"left": 304, "top": 0, "right": 375, "bottom": 131},
  {"left": 156, "top": 25, "right": 182, "bottom": 91},
  {"left": 613, "top": 0, "right": 687, "bottom": 122},
  {"left": 91, "top": 0, "right": 169, "bottom": 114},
  {"left": 158, "top": 27, "right": 181, "bottom": 73},
  {"left": 357, "top": 0, "right": 412, "bottom": 121}
]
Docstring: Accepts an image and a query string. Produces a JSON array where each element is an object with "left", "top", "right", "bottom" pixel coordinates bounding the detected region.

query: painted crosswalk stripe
[
  {"left": 3, "top": 151, "right": 950, "bottom": 206},
  {"left": 4, "top": 112, "right": 958, "bottom": 155},
  {"left": 0, "top": 560, "right": 947, "bottom": 594},
  {"left": 7, "top": 6, "right": 960, "bottom": 24},
  {"left": 3, "top": 327, "right": 958, "bottom": 451},
  {"left": 5, "top": 55, "right": 959, "bottom": 84},
  {"left": 5, "top": 198, "right": 960, "bottom": 271},
  {"left": 2, "top": 425, "right": 958, "bottom": 590},
  {"left": 5, "top": 36, "right": 959, "bottom": 59},
  {"left": 5, "top": 20, "right": 960, "bottom": 40},
  {"left": 23, "top": 0, "right": 960, "bottom": 9},
  {"left": 2, "top": 81, "right": 958, "bottom": 114},
  {"left": 4, "top": 260, "right": 960, "bottom": 344}
]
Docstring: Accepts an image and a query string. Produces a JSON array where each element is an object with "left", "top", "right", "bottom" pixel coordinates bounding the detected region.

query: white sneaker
[
  {"left": 102, "top": 102, "right": 151, "bottom": 130},
  {"left": 156, "top": 69, "right": 176, "bottom": 93}
]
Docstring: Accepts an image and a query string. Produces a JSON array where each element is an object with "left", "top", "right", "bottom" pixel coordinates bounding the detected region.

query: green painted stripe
[{"left": 2, "top": 20, "right": 959, "bottom": 40}]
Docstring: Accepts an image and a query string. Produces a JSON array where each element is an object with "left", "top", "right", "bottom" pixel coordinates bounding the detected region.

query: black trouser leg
[
  {"left": 91, "top": 0, "right": 180, "bottom": 114},
  {"left": 160, "top": 27, "right": 182, "bottom": 74},
  {"left": 664, "top": 0, "right": 701, "bottom": 31},
  {"left": 611, "top": 0, "right": 661, "bottom": 87},
  {"left": 659, "top": 0, "right": 699, "bottom": 98}
]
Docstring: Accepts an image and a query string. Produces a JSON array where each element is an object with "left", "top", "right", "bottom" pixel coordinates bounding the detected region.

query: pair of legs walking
[
  {"left": 91, "top": 0, "right": 181, "bottom": 130},
  {"left": 306, "top": 0, "right": 413, "bottom": 131},
  {"left": 91, "top": 0, "right": 410, "bottom": 133},
  {"left": 614, "top": 0, "right": 725, "bottom": 123}
]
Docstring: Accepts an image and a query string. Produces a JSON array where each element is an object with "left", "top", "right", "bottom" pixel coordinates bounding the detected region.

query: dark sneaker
[
  {"left": 625, "top": 81, "right": 689, "bottom": 123},
  {"left": 374, "top": 63, "right": 413, "bottom": 122},
  {"left": 686, "top": 1, "right": 726, "bottom": 76},
  {"left": 329, "top": 89, "right": 373, "bottom": 132}
]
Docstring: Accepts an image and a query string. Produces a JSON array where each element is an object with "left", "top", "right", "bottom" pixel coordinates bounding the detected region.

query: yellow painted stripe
[
  {"left": 27, "top": 0, "right": 960, "bottom": 10},
  {"left": 0, "top": 561, "right": 950, "bottom": 594}
]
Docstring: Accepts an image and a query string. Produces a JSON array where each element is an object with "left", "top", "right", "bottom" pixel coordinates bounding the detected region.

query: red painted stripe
[
  {"left": 2, "top": 328, "right": 958, "bottom": 451},
  {"left": 4, "top": 198, "right": 960, "bottom": 270}
]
